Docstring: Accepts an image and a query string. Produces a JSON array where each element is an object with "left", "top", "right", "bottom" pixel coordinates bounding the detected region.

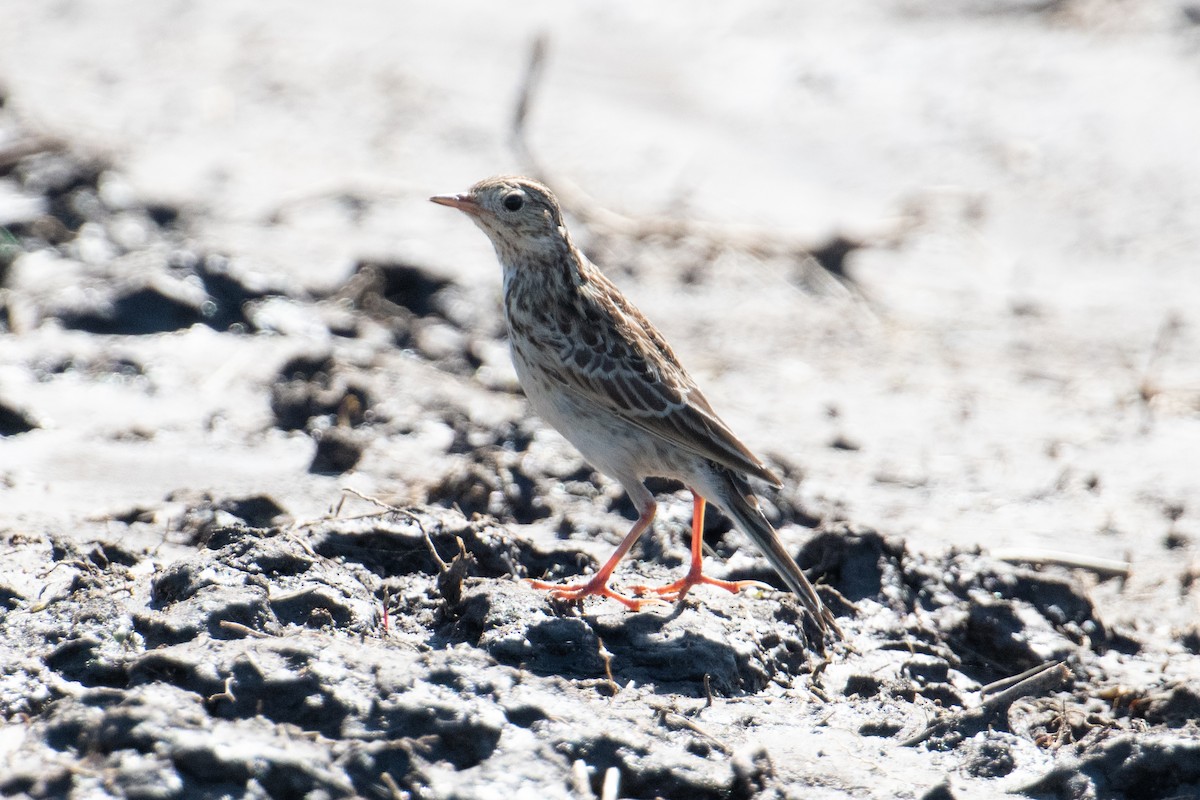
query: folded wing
[{"left": 533, "top": 268, "right": 781, "bottom": 487}]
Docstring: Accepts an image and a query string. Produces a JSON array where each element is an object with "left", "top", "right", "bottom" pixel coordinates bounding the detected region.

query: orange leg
[
  {"left": 633, "top": 493, "right": 772, "bottom": 602},
  {"left": 525, "top": 500, "right": 665, "bottom": 611}
]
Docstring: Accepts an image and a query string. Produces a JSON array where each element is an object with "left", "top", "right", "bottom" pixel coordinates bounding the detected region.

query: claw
[
  {"left": 522, "top": 495, "right": 661, "bottom": 612},
  {"left": 631, "top": 574, "right": 773, "bottom": 603},
  {"left": 627, "top": 493, "right": 777, "bottom": 604},
  {"left": 523, "top": 576, "right": 667, "bottom": 611}
]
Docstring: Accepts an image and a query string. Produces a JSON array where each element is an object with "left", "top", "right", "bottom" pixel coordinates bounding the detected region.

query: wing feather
[{"left": 535, "top": 267, "right": 781, "bottom": 486}]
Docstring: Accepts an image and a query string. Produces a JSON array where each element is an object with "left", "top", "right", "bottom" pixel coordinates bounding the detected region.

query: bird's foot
[
  {"left": 630, "top": 570, "right": 774, "bottom": 603},
  {"left": 523, "top": 576, "right": 667, "bottom": 611}
]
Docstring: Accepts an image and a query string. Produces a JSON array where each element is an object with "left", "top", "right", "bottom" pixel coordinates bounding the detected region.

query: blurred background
[{"left": 1, "top": 1, "right": 1198, "bottom": 628}]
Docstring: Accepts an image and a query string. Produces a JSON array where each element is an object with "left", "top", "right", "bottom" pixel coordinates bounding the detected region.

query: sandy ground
[{"left": 1, "top": 2, "right": 1199, "bottom": 798}]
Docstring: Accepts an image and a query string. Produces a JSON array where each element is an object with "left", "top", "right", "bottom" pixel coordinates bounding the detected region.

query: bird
[{"left": 431, "top": 176, "right": 842, "bottom": 640}]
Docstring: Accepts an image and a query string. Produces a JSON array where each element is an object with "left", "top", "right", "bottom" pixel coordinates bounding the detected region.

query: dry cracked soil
[{"left": 2, "top": 3, "right": 1200, "bottom": 799}]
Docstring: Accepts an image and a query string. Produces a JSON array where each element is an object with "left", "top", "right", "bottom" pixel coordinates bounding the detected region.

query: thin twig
[
  {"left": 206, "top": 676, "right": 237, "bottom": 705},
  {"left": 990, "top": 548, "right": 1131, "bottom": 581},
  {"left": 508, "top": 35, "right": 871, "bottom": 291},
  {"left": 595, "top": 634, "right": 619, "bottom": 696},
  {"left": 288, "top": 487, "right": 423, "bottom": 533},
  {"left": 901, "top": 661, "right": 1070, "bottom": 746},
  {"left": 658, "top": 709, "right": 734, "bottom": 755},
  {"left": 510, "top": 34, "right": 547, "bottom": 162},
  {"left": 422, "top": 530, "right": 452, "bottom": 573},
  {"left": 975, "top": 662, "right": 1070, "bottom": 715},
  {"left": 980, "top": 661, "right": 1063, "bottom": 698},
  {"left": 341, "top": 487, "right": 402, "bottom": 513},
  {"left": 218, "top": 620, "right": 275, "bottom": 639},
  {"left": 423, "top": 532, "right": 473, "bottom": 605}
]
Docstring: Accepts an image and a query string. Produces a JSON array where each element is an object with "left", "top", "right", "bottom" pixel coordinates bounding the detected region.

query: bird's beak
[{"left": 430, "top": 193, "right": 482, "bottom": 214}]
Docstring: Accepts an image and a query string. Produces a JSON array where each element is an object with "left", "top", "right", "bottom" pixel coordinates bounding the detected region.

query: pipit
[{"left": 431, "top": 176, "right": 841, "bottom": 640}]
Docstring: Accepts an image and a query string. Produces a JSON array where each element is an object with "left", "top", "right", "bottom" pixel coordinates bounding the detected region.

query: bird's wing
[{"left": 533, "top": 268, "right": 781, "bottom": 486}]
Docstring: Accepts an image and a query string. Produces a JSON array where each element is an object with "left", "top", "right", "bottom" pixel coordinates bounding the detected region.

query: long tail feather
[{"left": 716, "top": 477, "right": 843, "bottom": 641}]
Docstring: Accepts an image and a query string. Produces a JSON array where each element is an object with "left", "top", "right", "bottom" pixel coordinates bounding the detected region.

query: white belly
[{"left": 510, "top": 342, "right": 677, "bottom": 488}]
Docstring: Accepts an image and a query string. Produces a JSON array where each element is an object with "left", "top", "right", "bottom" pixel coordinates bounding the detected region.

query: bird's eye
[{"left": 502, "top": 192, "right": 525, "bottom": 212}]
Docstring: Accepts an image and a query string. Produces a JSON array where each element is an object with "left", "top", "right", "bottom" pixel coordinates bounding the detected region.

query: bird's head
[{"left": 431, "top": 176, "right": 570, "bottom": 264}]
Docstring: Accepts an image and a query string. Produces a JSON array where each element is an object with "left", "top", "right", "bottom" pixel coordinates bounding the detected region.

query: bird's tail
[{"left": 715, "top": 472, "right": 843, "bottom": 641}]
